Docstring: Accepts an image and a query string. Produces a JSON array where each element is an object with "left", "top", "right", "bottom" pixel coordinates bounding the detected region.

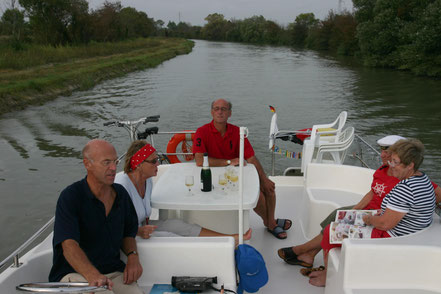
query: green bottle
[{"left": 201, "top": 153, "right": 212, "bottom": 192}]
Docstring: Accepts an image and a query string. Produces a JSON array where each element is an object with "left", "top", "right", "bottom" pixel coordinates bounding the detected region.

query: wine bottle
[{"left": 200, "top": 153, "right": 212, "bottom": 192}]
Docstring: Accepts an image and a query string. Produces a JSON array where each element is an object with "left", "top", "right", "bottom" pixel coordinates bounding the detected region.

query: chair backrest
[
  {"left": 301, "top": 111, "right": 348, "bottom": 173},
  {"left": 309, "top": 111, "right": 347, "bottom": 145},
  {"left": 315, "top": 126, "right": 355, "bottom": 164}
]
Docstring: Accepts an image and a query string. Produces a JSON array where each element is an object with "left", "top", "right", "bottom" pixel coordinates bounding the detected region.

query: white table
[{"left": 151, "top": 163, "right": 260, "bottom": 234}]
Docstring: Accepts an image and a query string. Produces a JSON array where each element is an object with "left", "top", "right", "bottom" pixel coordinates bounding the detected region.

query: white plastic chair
[
  {"left": 301, "top": 111, "right": 348, "bottom": 172},
  {"left": 315, "top": 126, "right": 355, "bottom": 164}
]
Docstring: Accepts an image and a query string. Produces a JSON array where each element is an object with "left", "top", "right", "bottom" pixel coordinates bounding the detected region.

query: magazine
[{"left": 329, "top": 210, "right": 378, "bottom": 244}]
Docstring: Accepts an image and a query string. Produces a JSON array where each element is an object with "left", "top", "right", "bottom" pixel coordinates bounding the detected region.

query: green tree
[
  {"left": 328, "top": 12, "right": 358, "bottom": 55},
  {"left": 1, "top": 8, "right": 26, "bottom": 40},
  {"left": 19, "top": 0, "right": 90, "bottom": 45},
  {"left": 263, "top": 20, "right": 283, "bottom": 44},
  {"left": 202, "top": 13, "right": 228, "bottom": 40},
  {"left": 119, "top": 7, "right": 154, "bottom": 38},
  {"left": 354, "top": 0, "right": 440, "bottom": 68},
  {"left": 66, "top": 0, "right": 90, "bottom": 44},
  {"left": 398, "top": 0, "right": 441, "bottom": 76},
  {"left": 225, "top": 19, "right": 242, "bottom": 42},
  {"left": 240, "top": 15, "right": 267, "bottom": 43},
  {"left": 90, "top": 1, "right": 122, "bottom": 42},
  {"left": 288, "top": 13, "right": 318, "bottom": 46}
]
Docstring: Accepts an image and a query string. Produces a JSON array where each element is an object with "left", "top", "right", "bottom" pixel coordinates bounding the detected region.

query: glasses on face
[
  {"left": 387, "top": 159, "right": 401, "bottom": 167},
  {"left": 212, "top": 107, "right": 230, "bottom": 112},
  {"left": 143, "top": 157, "right": 159, "bottom": 165},
  {"left": 380, "top": 146, "right": 389, "bottom": 151},
  {"left": 98, "top": 159, "right": 120, "bottom": 167}
]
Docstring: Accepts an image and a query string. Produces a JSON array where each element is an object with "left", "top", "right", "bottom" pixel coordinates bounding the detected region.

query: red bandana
[{"left": 130, "top": 144, "right": 156, "bottom": 171}]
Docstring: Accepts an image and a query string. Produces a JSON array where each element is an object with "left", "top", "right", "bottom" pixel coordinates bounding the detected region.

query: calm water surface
[{"left": 1, "top": 40, "right": 440, "bottom": 262}]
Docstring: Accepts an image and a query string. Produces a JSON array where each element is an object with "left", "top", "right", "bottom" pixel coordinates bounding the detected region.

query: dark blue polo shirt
[{"left": 49, "top": 177, "right": 138, "bottom": 282}]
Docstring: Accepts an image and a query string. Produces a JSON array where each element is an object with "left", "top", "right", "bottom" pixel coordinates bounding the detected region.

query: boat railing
[
  {"left": 270, "top": 133, "right": 381, "bottom": 176},
  {"left": 103, "top": 116, "right": 196, "bottom": 161},
  {"left": 152, "top": 130, "right": 195, "bottom": 157},
  {"left": 351, "top": 134, "right": 381, "bottom": 169},
  {"left": 0, "top": 216, "right": 54, "bottom": 271}
]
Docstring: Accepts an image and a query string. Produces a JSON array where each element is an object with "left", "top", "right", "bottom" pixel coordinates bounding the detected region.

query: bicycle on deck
[{"left": 103, "top": 115, "right": 195, "bottom": 165}]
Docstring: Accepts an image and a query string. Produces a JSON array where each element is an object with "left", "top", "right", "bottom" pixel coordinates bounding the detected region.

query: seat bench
[
  {"left": 325, "top": 216, "right": 441, "bottom": 294},
  {"left": 132, "top": 236, "right": 237, "bottom": 292},
  {"left": 300, "top": 163, "right": 374, "bottom": 239}
]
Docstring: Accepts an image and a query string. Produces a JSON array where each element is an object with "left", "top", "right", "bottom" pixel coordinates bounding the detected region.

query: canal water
[{"left": 1, "top": 40, "right": 440, "bottom": 263}]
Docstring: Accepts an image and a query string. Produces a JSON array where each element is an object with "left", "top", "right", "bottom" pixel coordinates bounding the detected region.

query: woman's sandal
[
  {"left": 300, "top": 266, "right": 325, "bottom": 277},
  {"left": 277, "top": 247, "right": 313, "bottom": 267}
]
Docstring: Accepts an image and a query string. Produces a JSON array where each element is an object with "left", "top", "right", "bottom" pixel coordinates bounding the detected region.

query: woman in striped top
[
  {"left": 310, "top": 139, "right": 435, "bottom": 287},
  {"left": 363, "top": 139, "right": 435, "bottom": 237}
]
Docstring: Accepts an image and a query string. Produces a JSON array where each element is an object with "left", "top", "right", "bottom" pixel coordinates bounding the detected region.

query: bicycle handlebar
[
  {"left": 145, "top": 115, "right": 160, "bottom": 123},
  {"left": 103, "top": 121, "right": 116, "bottom": 126},
  {"left": 137, "top": 127, "right": 159, "bottom": 139}
]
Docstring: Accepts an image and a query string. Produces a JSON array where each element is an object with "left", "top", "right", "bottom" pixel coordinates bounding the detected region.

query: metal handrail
[
  {"left": 0, "top": 216, "right": 54, "bottom": 270},
  {"left": 270, "top": 133, "right": 381, "bottom": 175},
  {"left": 355, "top": 134, "right": 380, "bottom": 156}
]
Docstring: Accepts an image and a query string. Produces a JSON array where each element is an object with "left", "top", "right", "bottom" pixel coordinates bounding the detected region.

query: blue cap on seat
[{"left": 235, "top": 244, "right": 268, "bottom": 293}]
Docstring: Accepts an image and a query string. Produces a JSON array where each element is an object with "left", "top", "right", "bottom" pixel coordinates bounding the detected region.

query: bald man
[
  {"left": 49, "top": 139, "right": 143, "bottom": 294},
  {"left": 193, "top": 99, "right": 292, "bottom": 239}
]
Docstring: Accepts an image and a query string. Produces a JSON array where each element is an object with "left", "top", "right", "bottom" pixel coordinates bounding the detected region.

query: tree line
[
  {"left": 0, "top": 0, "right": 156, "bottom": 46},
  {"left": 1, "top": 0, "right": 440, "bottom": 77},
  {"left": 163, "top": 1, "right": 441, "bottom": 77}
]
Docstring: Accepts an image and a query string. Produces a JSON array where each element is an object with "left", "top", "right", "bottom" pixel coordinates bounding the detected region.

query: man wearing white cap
[{"left": 277, "top": 135, "right": 408, "bottom": 269}]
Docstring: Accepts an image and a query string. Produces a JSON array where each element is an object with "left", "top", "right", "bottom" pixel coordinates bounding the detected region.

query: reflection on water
[
  {"left": 1, "top": 40, "right": 440, "bottom": 262},
  {"left": 35, "top": 137, "right": 82, "bottom": 158},
  {"left": 3, "top": 136, "right": 29, "bottom": 159}
]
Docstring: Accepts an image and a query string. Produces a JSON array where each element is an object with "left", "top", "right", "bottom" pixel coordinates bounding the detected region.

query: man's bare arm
[
  {"left": 121, "top": 237, "right": 143, "bottom": 285},
  {"left": 62, "top": 239, "right": 113, "bottom": 289},
  {"left": 195, "top": 152, "right": 231, "bottom": 167}
]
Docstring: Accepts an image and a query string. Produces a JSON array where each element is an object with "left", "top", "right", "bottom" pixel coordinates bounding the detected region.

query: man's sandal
[
  {"left": 276, "top": 218, "right": 292, "bottom": 231},
  {"left": 300, "top": 266, "right": 325, "bottom": 277},
  {"left": 267, "top": 226, "right": 287, "bottom": 239},
  {"left": 277, "top": 247, "right": 313, "bottom": 267}
]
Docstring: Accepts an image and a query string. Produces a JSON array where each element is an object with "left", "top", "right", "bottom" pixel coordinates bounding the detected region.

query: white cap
[{"left": 377, "top": 135, "right": 406, "bottom": 147}]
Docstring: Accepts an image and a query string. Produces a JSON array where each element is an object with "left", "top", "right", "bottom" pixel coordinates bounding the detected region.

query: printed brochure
[{"left": 329, "top": 210, "right": 378, "bottom": 244}]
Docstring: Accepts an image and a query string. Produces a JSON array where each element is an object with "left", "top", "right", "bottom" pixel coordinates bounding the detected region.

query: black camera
[{"left": 171, "top": 276, "right": 217, "bottom": 292}]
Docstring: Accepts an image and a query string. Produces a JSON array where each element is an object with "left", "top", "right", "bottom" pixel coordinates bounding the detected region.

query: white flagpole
[{"left": 238, "top": 127, "right": 246, "bottom": 245}]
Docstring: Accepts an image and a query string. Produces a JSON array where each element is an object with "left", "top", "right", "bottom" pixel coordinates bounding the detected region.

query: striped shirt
[{"left": 381, "top": 173, "right": 435, "bottom": 237}]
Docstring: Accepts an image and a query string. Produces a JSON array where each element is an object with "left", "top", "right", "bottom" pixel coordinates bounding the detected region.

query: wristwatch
[
  {"left": 226, "top": 160, "right": 231, "bottom": 166},
  {"left": 126, "top": 250, "right": 138, "bottom": 257}
]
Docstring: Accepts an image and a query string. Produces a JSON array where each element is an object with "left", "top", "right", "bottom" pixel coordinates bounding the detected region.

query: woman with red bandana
[{"left": 115, "top": 140, "right": 251, "bottom": 242}]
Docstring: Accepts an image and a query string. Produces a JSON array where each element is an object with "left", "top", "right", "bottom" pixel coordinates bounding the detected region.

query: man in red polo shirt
[{"left": 193, "top": 99, "right": 292, "bottom": 239}]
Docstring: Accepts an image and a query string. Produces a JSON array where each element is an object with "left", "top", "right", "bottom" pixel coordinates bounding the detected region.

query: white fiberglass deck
[{"left": 2, "top": 164, "right": 441, "bottom": 294}]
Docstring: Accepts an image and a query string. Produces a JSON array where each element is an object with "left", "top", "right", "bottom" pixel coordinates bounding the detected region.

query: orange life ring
[{"left": 166, "top": 131, "right": 195, "bottom": 164}]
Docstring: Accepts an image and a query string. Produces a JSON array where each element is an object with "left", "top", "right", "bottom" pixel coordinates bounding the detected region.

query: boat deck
[
  {"left": 137, "top": 179, "right": 324, "bottom": 294},
  {"left": 244, "top": 182, "right": 325, "bottom": 294},
  {"left": 3, "top": 165, "right": 441, "bottom": 294}
]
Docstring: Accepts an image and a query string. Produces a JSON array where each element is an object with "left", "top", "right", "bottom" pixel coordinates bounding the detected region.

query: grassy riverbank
[{"left": 0, "top": 38, "right": 194, "bottom": 115}]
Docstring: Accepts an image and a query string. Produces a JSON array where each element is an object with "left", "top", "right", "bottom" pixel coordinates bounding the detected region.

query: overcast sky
[{"left": 88, "top": 0, "right": 354, "bottom": 27}]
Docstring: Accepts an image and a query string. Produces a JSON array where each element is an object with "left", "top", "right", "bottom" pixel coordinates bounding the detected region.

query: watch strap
[{"left": 126, "top": 250, "right": 138, "bottom": 257}]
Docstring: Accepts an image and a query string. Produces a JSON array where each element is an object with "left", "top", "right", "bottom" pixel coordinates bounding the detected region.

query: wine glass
[
  {"left": 230, "top": 170, "right": 239, "bottom": 191},
  {"left": 218, "top": 174, "right": 227, "bottom": 194},
  {"left": 225, "top": 166, "right": 233, "bottom": 189},
  {"left": 185, "top": 175, "right": 194, "bottom": 196}
]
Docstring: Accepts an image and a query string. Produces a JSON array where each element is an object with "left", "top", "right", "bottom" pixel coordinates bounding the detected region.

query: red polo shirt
[{"left": 193, "top": 120, "right": 255, "bottom": 160}]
